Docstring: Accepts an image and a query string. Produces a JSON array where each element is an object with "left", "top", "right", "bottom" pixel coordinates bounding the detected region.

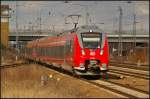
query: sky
[{"left": 2, "top": 1, "right": 149, "bottom": 33}]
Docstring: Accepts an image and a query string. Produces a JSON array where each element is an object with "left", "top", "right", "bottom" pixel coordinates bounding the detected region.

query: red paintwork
[
  {"left": 26, "top": 31, "right": 109, "bottom": 73},
  {"left": 73, "top": 35, "right": 109, "bottom": 68}
]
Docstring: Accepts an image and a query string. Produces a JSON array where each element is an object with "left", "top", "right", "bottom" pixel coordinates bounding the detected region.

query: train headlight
[
  {"left": 100, "top": 50, "right": 104, "bottom": 55},
  {"left": 81, "top": 49, "right": 86, "bottom": 55}
]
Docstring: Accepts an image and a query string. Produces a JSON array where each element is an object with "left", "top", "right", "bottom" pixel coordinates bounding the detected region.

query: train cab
[{"left": 71, "top": 25, "right": 109, "bottom": 75}]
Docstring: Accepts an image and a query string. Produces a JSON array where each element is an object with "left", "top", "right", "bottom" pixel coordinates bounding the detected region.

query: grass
[
  {"left": 1, "top": 64, "right": 119, "bottom": 98},
  {"left": 1, "top": 65, "right": 62, "bottom": 98}
]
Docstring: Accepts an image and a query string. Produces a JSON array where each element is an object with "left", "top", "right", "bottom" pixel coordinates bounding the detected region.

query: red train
[{"left": 24, "top": 25, "right": 109, "bottom": 75}]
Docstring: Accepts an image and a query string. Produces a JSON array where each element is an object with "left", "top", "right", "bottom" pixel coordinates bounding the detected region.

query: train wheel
[
  {"left": 71, "top": 66, "right": 75, "bottom": 74},
  {"left": 27, "top": 59, "right": 32, "bottom": 64},
  {"left": 60, "top": 66, "right": 64, "bottom": 72},
  {"left": 71, "top": 67, "right": 80, "bottom": 78},
  {"left": 73, "top": 73, "right": 81, "bottom": 78},
  {"left": 33, "top": 60, "right": 35, "bottom": 63}
]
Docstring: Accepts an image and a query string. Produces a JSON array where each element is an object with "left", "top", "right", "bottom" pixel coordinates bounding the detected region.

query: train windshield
[{"left": 81, "top": 32, "right": 102, "bottom": 49}]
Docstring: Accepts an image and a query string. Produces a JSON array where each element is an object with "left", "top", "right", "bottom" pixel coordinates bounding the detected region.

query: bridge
[{"left": 9, "top": 31, "right": 149, "bottom": 43}]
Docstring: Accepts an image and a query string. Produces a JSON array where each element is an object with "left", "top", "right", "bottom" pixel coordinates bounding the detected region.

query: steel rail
[
  {"left": 0, "top": 62, "right": 28, "bottom": 69},
  {"left": 90, "top": 80, "right": 149, "bottom": 98},
  {"left": 109, "top": 63, "right": 149, "bottom": 71},
  {"left": 109, "top": 70, "right": 149, "bottom": 80},
  {"left": 33, "top": 60, "right": 149, "bottom": 98},
  {"left": 110, "top": 61, "right": 149, "bottom": 66},
  {"left": 109, "top": 66, "right": 149, "bottom": 76}
]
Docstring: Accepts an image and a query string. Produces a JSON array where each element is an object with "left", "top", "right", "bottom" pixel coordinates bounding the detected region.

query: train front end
[{"left": 73, "top": 26, "right": 109, "bottom": 75}]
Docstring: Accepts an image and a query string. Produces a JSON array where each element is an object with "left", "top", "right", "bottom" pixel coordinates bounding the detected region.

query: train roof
[
  {"left": 59, "top": 25, "right": 105, "bottom": 36},
  {"left": 75, "top": 25, "right": 104, "bottom": 33}
]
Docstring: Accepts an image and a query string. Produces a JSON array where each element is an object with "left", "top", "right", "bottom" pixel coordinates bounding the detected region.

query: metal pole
[
  {"left": 24, "top": 25, "right": 26, "bottom": 33},
  {"left": 118, "top": 6, "right": 123, "bottom": 57},
  {"left": 52, "top": 25, "right": 55, "bottom": 32},
  {"left": 85, "top": 5, "right": 89, "bottom": 25},
  {"left": 40, "top": 10, "right": 42, "bottom": 34},
  {"left": 133, "top": 14, "right": 136, "bottom": 49},
  {"left": 15, "top": 1, "right": 19, "bottom": 61}
]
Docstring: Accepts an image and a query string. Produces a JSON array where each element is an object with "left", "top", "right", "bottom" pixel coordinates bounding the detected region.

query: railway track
[
  {"left": 109, "top": 65, "right": 149, "bottom": 80},
  {"left": 0, "top": 62, "right": 28, "bottom": 69},
  {"left": 2, "top": 59, "right": 148, "bottom": 98},
  {"left": 88, "top": 80, "right": 149, "bottom": 98},
  {"left": 109, "top": 61, "right": 149, "bottom": 71},
  {"left": 110, "top": 61, "right": 148, "bottom": 66},
  {"left": 34, "top": 61, "right": 149, "bottom": 98}
]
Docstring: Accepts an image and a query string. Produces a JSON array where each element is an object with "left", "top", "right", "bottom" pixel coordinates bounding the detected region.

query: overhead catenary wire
[{"left": 3, "top": 1, "right": 148, "bottom": 33}]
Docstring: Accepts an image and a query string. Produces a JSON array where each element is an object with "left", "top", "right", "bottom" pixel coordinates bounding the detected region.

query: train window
[{"left": 81, "top": 32, "right": 102, "bottom": 49}]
